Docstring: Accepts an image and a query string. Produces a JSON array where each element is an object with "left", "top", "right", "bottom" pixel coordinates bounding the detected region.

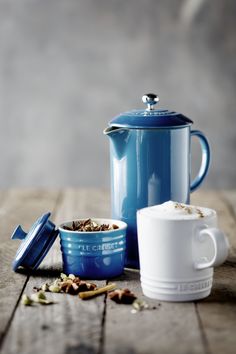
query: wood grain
[
  {"left": 192, "top": 190, "right": 236, "bottom": 354},
  {"left": 0, "top": 189, "right": 60, "bottom": 348},
  {"left": 102, "top": 190, "right": 236, "bottom": 354},
  {"left": 103, "top": 269, "right": 205, "bottom": 354},
  {"left": 195, "top": 263, "right": 236, "bottom": 354},
  {"left": 1, "top": 189, "right": 110, "bottom": 354},
  {"left": 1, "top": 189, "right": 236, "bottom": 354}
]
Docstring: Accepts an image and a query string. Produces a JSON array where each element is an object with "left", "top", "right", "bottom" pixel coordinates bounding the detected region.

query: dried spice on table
[
  {"left": 60, "top": 278, "right": 97, "bottom": 295},
  {"left": 79, "top": 283, "right": 116, "bottom": 299},
  {"left": 109, "top": 288, "right": 137, "bottom": 304},
  {"left": 21, "top": 291, "right": 55, "bottom": 306},
  {"left": 33, "top": 273, "right": 97, "bottom": 295},
  {"left": 23, "top": 273, "right": 146, "bottom": 311}
]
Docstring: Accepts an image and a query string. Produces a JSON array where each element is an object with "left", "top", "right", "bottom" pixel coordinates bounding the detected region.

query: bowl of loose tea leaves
[{"left": 58, "top": 218, "right": 127, "bottom": 279}]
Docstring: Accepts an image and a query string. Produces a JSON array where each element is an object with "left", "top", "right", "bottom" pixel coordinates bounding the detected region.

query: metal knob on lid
[
  {"left": 107, "top": 92, "right": 193, "bottom": 128},
  {"left": 142, "top": 93, "right": 159, "bottom": 111}
]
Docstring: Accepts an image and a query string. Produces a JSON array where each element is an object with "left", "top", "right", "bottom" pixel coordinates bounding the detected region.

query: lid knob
[
  {"left": 11, "top": 225, "right": 27, "bottom": 240},
  {"left": 142, "top": 93, "right": 159, "bottom": 111}
]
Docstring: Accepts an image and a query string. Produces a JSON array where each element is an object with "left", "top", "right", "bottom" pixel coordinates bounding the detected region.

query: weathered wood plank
[
  {"left": 53, "top": 187, "right": 110, "bottom": 221},
  {"left": 103, "top": 190, "right": 236, "bottom": 354},
  {"left": 1, "top": 188, "right": 236, "bottom": 354},
  {"left": 104, "top": 270, "right": 205, "bottom": 354},
  {"left": 192, "top": 191, "right": 236, "bottom": 354},
  {"left": 2, "top": 275, "right": 106, "bottom": 354},
  {"left": 1, "top": 189, "right": 110, "bottom": 354},
  {"left": 0, "top": 189, "right": 60, "bottom": 349},
  {"left": 196, "top": 263, "right": 236, "bottom": 354}
]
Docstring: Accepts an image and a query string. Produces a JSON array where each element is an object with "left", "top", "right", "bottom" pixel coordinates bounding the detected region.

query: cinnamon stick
[{"left": 79, "top": 283, "right": 116, "bottom": 300}]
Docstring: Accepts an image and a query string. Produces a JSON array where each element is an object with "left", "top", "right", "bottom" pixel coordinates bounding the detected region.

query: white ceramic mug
[{"left": 137, "top": 202, "right": 229, "bottom": 302}]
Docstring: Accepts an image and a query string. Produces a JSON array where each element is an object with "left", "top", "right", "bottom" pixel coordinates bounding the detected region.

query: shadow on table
[
  {"left": 205, "top": 286, "right": 236, "bottom": 303},
  {"left": 199, "top": 261, "right": 236, "bottom": 304},
  {"left": 109, "top": 268, "right": 140, "bottom": 283},
  {"left": 16, "top": 266, "right": 139, "bottom": 281},
  {"left": 16, "top": 266, "right": 62, "bottom": 278}
]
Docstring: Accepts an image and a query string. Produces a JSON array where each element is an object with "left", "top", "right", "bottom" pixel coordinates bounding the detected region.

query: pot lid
[
  {"left": 11, "top": 212, "right": 58, "bottom": 271},
  {"left": 109, "top": 93, "right": 193, "bottom": 129}
]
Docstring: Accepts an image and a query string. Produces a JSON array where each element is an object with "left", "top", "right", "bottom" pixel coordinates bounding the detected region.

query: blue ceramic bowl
[{"left": 58, "top": 218, "right": 127, "bottom": 279}]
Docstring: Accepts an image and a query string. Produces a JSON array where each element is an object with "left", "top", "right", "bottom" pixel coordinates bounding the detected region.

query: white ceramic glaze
[{"left": 137, "top": 202, "right": 229, "bottom": 302}]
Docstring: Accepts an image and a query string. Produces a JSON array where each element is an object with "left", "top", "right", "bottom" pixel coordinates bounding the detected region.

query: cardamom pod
[{"left": 21, "top": 294, "right": 33, "bottom": 306}]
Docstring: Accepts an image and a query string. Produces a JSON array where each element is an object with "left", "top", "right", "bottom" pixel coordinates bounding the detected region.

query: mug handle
[
  {"left": 190, "top": 130, "right": 211, "bottom": 193},
  {"left": 194, "top": 227, "right": 229, "bottom": 270}
]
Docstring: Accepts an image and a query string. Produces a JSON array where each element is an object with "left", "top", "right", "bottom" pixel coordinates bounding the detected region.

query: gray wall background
[{"left": 0, "top": 0, "right": 235, "bottom": 189}]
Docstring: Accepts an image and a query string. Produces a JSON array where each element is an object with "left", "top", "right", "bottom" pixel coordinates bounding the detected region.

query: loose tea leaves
[{"left": 62, "top": 219, "right": 119, "bottom": 232}]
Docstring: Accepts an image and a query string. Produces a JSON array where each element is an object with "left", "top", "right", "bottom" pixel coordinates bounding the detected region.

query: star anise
[
  {"left": 60, "top": 279, "right": 79, "bottom": 294},
  {"left": 60, "top": 277, "right": 96, "bottom": 295},
  {"left": 77, "top": 280, "right": 97, "bottom": 292},
  {"left": 108, "top": 288, "right": 137, "bottom": 304}
]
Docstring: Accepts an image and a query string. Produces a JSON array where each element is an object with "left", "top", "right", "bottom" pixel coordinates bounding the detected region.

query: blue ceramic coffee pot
[{"left": 104, "top": 93, "right": 210, "bottom": 269}]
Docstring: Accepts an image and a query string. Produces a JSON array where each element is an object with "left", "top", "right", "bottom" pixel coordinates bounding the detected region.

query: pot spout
[
  {"left": 103, "top": 126, "right": 124, "bottom": 135},
  {"left": 103, "top": 126, "right": 130, "bottom": 159}
]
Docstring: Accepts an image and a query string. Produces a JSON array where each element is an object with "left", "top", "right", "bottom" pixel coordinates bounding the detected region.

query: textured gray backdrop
[{"left": 0, "top": 0, "right": 235, "bottom": 189}]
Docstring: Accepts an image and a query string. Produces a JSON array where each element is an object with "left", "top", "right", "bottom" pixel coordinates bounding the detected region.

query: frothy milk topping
[{"left": 139, "top": 201, "right": 214, "bottom": 220}]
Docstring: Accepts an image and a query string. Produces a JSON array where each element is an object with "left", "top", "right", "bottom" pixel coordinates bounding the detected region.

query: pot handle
[{"left": 190, "top": 130, "right": 210, "bottom": 192}]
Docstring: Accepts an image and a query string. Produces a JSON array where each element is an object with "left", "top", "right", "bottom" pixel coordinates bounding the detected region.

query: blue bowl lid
[
  {"left": 11, "top": 212, "right": 58, "bottom": 271},
  {"left": 109, "top": 93, "right": 193, "bottom": 129}
]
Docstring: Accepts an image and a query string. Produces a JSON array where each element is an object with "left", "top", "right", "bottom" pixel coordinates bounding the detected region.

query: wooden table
[{"left": 0, "top": 189, "right": 236, "bottom": 354}]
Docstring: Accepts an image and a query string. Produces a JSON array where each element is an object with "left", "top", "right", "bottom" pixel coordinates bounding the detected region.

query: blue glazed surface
[
  {"left": 190, "top": 130, "right": 211, "bottom": 192},
  {"left": 58, "top": 219, "right": 127, "bottom": 279},
  {"left": 110, "top": 109, "right": 193, "bottom": 129},
  {"left": 106, "top": 127, "right": 210, "bottom": 268},
  {"left": 11, "top": 213, "right": 58, "bottom": 271}
]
